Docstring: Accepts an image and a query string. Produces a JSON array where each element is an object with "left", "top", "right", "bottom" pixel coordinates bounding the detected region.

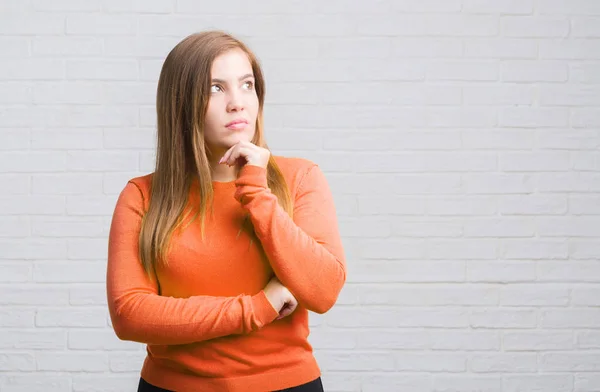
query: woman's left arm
[{"left": 234, "top": 163, "right": 347, "bottom": 314}]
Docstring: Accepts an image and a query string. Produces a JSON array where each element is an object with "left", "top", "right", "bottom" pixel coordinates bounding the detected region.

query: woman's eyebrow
[{"left": 211, "top": 73, "right": 254, "bottom": 84}]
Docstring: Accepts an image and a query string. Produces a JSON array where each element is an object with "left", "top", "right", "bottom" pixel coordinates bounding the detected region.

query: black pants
[{"left": 137, "top": 376, "right": 324, "bottom": 392}]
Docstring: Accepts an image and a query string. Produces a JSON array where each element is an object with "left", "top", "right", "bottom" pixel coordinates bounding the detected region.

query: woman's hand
[
  {"left": 263, "top": 275, "right": 298, "bottom": 320},
  {"left": 219, "top": 141, "right": 270, "bottom": 169}
]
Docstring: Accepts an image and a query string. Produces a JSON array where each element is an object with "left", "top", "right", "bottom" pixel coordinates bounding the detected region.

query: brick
[
  {"left": 392, "top": 219, "right": 463, "bottom": 237},
  {"left": 34, "top": 82, "right": 104, "bottom": 105},
  {"left": 359, "top": 15, "right": 498, "bottom": 36},
  {"left": 426, "top": 61, "right": 498, "bottom": 81},
  {"left": 431, "top": 330, "right": 500, "bottom": 351},
  {"left": 573, "top": 108, "right": 600, "bottom": 128},
  {"left": 470, "top": 309, "right": 537, "bottom": 328},
  {"left": 538, "top": 130, "right": 600, "bottom": 150},
  {"left": 0, "top": 37, "right": 29, "bottom": 57},
  {"left": 0, "top": 82, "right": 33, "bottom": 104},
  {"left": 67, "top": 60, "right": 138, "bottom": 81},
  {"left": 355, "top": 152, "right": 497, "bottom": 173},
  {"left": 428, "top": 239, "right": 497, "bottom": 259},
  {"left": 539, "top": 0, "right": 600, "bottom": 15},
  {"left": 394, "top": 353, "right": 467, "bottom": 372},
  {"left": 67, "top": 239, "right": 108, "bottom": 260},
  {"left": 467, "top": 261, "right": 536, "bottom": 283},
  {"left": 360, "top": 285, "right": 497, "bottom": 306},
  {"left": 575, "top": 374, "right": 600, "bottom": 392},
  {"left": 0, "top": 59, "right": 64, "bottom": 80},
  {"left": 571, "top": 63, "right": 600, "bottom": 83},
  {"left": 32, "top": 0, "right": 101, "bottom": 11},
  {"left": 323, "top": 130, "right": 461, "bottom": 151},
  {"left": 537, "top": 173, "right": 600, "bottom": 192},
  {"left": 103, "top": 0, "right": 175, "bottom": 13},
  {"left": 502, "top": 61, "right": 568, "bottom": 82},
  {"left": 539, "top": 261, "right": 600, "bottom": 282},
  {"left": 538, "top": 217, "right": 600, "bottom": 237},
  {"left": 428, "top": 196, "right": 497, "bottom": 215},
  {"left": 464, "top": 218, "right": 535, "bottom": 238},
  {"left": 361, "top": 374, "right": 431, "bottom": 392},
  {"left": 33, "top": 37, "right": 103, "bottom": 56},
  {"left": 0, "top": 375, "right": 71, "bottom": 392},
  {"left": 319, "top": 351, "right": 394, "bottom": 371},
  {"left": 470, "top": 353, "right": 537, "bottom": 372},
  {"left": 464, "top": 174, "right": 534, "bottom": 194},
  {"left": 36, "top": 308, "right": 107, "bottom": 327},
  {"left": 0, "top": 309, "right": 35, "bottom": 327},
  {"left": 571, "top": 287, "right": 600, "bottom": 306},
  {"left": 500, "top": 285, "right": 570, "bottom": 306},
  {"left": 504, "top": 375, "right": 573, "bottom": 392},
  {"left": 33, "top": 174, "right": 103, "bottom": 195},
  {"left": 0, "top": 14, "right": 65, "bottom": 35},
  {"left": 500, "top": 152, "right": 570, "bottom": 171},
  {"left": 502, "top": 16, "right": 569, "bottom": 37},
  {"left": 31, "top": 129, "right": 103, "bottom": 150},
  {"left": 66, "top": 14, "right": 136, "bottom": 35},
  {"left": 34, "top": 261, "right": 106, "bottom": 283},
  {"left": 36, "top": 352, "right": 108, "bottom": 372},
  {"left": 504, "top": 331, "right": 573, "bottom": 351},
  {"left": 0, "top": 330, "right": 66, "bottom": 350},
  {"left": 540, "top": 40, "right": 600, "bottom": 60},
  {"left": 463, "top": 85, "right": 534, "bottom": 105},
  {"left": 540, "top": 86, "right": 600, "bottom": 106},
  {"left": 338, "top": 218, "right": 391, "bottom": 238},
  {"left": 358, "top": 196, "right": 425, "bottom": 215},
  {"left": 578, "top": 331, "right": 600, "bottom": 349},
  {"left": 570, "top": 240, "right": 600, "bottom": 259},
  {"left": 500, "top": 195, "right": 567, "bottom": 215},
  {"left": 357, "top": 330, "right": 429, "bottom": 350},
  {"left": 67, "top": 151, "right": 139, "bottom": 172},
  {"left": 0, "top": 239, "right": 67, "bottom": 260},
  {"left": 356, "top": 239, "right": 425, "bottom": 259},
  {"left": 541, "top": 353, "right": 600, "bottom": 371},
  {"left": 463, "top": 0, "right": 533, "bottom": 14},
  {"left": 0, "top": 262, "right": 31, "bottom": 282},
  {"left": 0, "top": 286, "right": 68, "bottom": 306},
  {"left": 500, "top": 107, "right": 569, "bottom": 127},
  {"left": 393, "top": 37, "right": 463, "bottom": 58},
  {"left": 348, "top": 261, "right": 465, "bottom": 283},
  {"left": 0, "top": 353, "right": 36, "bottom": 371},
  {"left": 501, "top": 239, "right": 568, "bottom": 259},
  {"left": 541, "top": 309, "right": 600, "bottom": 328},
  {"left": 0, "top": 216, "right": 29, "bottom": 237},
  {"left": 433, "top": 376, "right": 502, "bottom": 392}
]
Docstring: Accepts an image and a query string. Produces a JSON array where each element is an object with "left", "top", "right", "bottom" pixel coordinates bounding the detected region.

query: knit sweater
[{"left": 106, "top": 156, "right": 347, "bottom": 392}]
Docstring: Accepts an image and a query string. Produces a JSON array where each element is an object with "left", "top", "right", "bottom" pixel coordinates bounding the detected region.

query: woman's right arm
[{"left": 106, "top": 181, "right": 280, "bottom": 346}]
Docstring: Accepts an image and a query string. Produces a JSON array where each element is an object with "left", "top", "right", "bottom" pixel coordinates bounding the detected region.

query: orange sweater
[{"left": 106, "top": 156, "right": 346, "bottom": 392}]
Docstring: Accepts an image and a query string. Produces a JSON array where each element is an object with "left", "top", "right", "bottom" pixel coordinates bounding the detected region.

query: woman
[{"left": 106, "top": 31, "right": 346, "bottom": 392}]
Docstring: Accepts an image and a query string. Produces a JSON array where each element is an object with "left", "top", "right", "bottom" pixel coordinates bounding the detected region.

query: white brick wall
[{"left": 0, "top": 0, "right": 599, "bottom": 391}]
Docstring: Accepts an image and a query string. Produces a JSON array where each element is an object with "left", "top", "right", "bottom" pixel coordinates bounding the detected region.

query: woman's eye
[
  {"left": 243, "top": 81, "right": 254, "bottom": 90},
  {"left": 210, "top": 84, "right": 222, "bottom": 93}
]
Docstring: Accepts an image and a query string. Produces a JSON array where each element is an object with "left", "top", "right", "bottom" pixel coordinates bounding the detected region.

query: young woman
[{"left": 106, "top": 31, "right": 347, "bottom": 392}]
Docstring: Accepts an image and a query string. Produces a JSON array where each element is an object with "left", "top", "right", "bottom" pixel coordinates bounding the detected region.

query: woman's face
[{"left": 203, "top": 48, "right": 259, "bottom": 157}]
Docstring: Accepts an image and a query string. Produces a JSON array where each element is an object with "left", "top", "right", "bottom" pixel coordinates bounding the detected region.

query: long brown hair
[{"left": 139, "top": 31, "right": 293, "bottom": 276}]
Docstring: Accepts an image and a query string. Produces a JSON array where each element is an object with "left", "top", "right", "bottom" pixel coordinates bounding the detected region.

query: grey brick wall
[{"left": 1, "top": 1, "right": 599, "bottom": 391}]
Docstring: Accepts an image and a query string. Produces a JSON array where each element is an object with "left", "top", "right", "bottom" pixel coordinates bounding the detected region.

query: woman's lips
[{"left": 225, "top": 119, "right": 248, "bottom": 130}]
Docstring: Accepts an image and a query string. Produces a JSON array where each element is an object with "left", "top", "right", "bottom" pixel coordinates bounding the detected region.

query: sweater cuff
[
  {"left": 235, "top": 164, "right": 268, "bottom": 189},
  {"left": 251, "top": 290, "right": 279, "bottom": 329}
]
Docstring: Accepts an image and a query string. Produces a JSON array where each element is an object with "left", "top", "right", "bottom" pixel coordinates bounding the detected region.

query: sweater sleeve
[
  {"left": 234, "top": 163, "right": 347, "bottom": 314},
  {"left": 106, "top": 181, "right": 279, "bottom": 345}
]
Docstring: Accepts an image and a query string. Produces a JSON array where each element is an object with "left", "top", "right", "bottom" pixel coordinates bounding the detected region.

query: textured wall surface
[{"left": 1, "top": 0, "right": 600, "bottom": 391}]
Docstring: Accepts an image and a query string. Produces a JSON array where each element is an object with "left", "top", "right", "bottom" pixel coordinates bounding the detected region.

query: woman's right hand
[{"left": 263, "top": 275, "right": 298, "bottom": 320}]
